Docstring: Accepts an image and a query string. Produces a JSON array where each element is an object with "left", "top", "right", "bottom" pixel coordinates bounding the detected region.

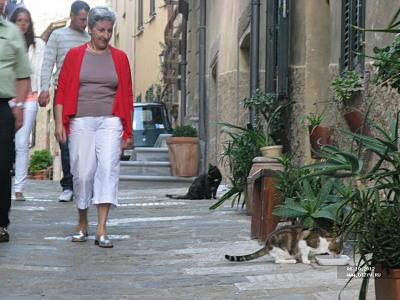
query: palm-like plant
[
  {"left": 209, "top": 123, "right": 261, "bottom": 210},
  {"left": 243, "top": 90, "right": 290, "bottom": 147},
  {"left": 303, "top": 111, "right": 400, "bottom": 299},
  {"left": 359, "top": 7, "right": 400, "bottom": 34},
  {"left": 273, "top": 176, "right": 347, "bottom": 230}
]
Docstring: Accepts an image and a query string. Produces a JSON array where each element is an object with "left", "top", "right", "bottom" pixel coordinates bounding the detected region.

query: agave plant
[
  {"left": 273, "top": 176, "right": 347, "bottom": 230},
  {"left": 303, "top": 111, "right": 400, "bottom": 300}
]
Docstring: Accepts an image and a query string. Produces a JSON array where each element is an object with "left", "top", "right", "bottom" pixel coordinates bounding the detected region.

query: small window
[
  {"left": 340, "top": 0, "right": 365, "bottom": 72},
  {"left": 137, "top": 0, "right": 144, "bottom": 31},
  {"left": 149, "top": 0, "right": 156, "bottom": 17}
]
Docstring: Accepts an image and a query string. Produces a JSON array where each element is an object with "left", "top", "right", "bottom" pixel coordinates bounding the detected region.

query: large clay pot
[
  {"left": 309, "top": 125, "right": 332, "bottom": 159},
  {"left": 343, "top": 110, "right": 372, "bottom": 136},
  {"left": 166, "top": 137, "right": 199, "bottom": 177},
  {"left": 374, "top": 265, "right": 400, "bottom": 300},
  {"left": 260, "top": 145, "right": 283, "bottom": 158}
]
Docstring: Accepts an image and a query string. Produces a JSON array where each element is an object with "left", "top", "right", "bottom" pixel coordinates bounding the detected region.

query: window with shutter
[
  {"left": 138, "top": 0, "right": 144, "bottom": 31},
  {"left": 150, "top": 0, "right": 156, "bottom": 17},
  {"left": 340, "top": 0, "right": 365, "bottom": 73},
  {"left": 266, "top": 0, "right": 289, "bottom": 99}
]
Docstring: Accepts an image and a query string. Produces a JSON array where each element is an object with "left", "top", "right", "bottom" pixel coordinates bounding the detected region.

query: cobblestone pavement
[{"left": 0, "top": 180, "right": 374, "bottom": 300}]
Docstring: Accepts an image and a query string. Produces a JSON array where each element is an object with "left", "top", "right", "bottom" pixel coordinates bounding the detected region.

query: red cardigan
[{"left": 55, "top": 44, "right": 133, "bottom": 140}]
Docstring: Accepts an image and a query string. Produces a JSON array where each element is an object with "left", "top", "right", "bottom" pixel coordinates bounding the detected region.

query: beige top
[{"left": 76, "top": 49, "right": 118, "bottom": 117}]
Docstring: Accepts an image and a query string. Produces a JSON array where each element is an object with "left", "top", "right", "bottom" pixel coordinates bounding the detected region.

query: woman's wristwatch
[{"left": 14, "top": 102, "right": 25, "bottom": 108}]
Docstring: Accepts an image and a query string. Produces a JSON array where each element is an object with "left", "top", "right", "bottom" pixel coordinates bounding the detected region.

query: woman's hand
[
  {"left": 12, "top": 106, "right": 24, "bottom": 132},
  {"left": 55, "top": 123, "right": 67, "bottom": 144},
  {"left": 121, "top": 137, "right": 133, "bottom": 150}
]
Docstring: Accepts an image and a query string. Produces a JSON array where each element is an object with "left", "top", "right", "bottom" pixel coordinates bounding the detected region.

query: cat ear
[{"left": 209, "top": 163, "right": 213, "bottom": 168}]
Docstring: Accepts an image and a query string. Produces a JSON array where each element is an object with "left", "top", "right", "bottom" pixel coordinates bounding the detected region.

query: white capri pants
[
  {"left": 69, "top": 116, "right": 122, "bottom": 209},
  {"left": 14, "top": 101, "right": 38, "bottom": 193}
]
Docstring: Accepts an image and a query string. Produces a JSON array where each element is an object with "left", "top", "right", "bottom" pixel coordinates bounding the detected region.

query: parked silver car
[{"left": 122, "top": 103, "right": 172, "bottom": 160}]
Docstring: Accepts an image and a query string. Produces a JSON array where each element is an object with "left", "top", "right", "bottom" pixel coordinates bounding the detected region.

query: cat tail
[
  {"left": 225, "top": 246, "right": 268, "bottom": 262},
  {"left": 165, "top": 194, "right": 190, "bottom": 199}
]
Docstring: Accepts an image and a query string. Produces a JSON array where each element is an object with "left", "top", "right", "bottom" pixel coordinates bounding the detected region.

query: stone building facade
[
  {"left": 108, "top": 0, "right": 168, "bottom": 105},
  {"left": 108, "top": 0, "right": 399, "bottom": 172}
]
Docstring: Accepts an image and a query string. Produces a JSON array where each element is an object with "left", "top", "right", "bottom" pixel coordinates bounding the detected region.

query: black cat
[{"left": 166, "top": 164, "right": 222, "bottom": 200}]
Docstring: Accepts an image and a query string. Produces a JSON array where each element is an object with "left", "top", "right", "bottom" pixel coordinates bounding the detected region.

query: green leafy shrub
[
  {"left": 373, "top": 35, "right": 400, "bottom": 93},
  {"left": 331, "top": 70, "right": 364, "bottom": 103},
  {"left": 172, "top": 125, "right": 198, "bottom": 137},
  {"left": 275, "top": 153, "right": 310, "bottom": 202},
  {"left": 29, "top": 150, "right": 53, "bottom": 173}
]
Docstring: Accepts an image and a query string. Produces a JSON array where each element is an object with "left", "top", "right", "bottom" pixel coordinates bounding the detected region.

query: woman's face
[
  {"left": 15, "top": 12, "right": 30, "bottom": 34},
  {"left": 90, "top": 20, "right": 113, "bottom": 50}
]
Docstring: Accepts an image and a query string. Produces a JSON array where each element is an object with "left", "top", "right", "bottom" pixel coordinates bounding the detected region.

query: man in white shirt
[{"left": 38, "top": 0, "right": 90, "bottom": 202}]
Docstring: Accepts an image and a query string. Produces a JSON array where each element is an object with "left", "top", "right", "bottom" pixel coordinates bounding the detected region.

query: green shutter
[
  {"left": 266, "top": 0, "right": 277, "bottom": 94},
  {"left": 277, "top": 0, "right": 289, "bottom": 98},
  {"left": 265, "top": 0, "right": 289, "bottom": 99},
  {"left": 340, "top": 0, "right": 365, "bottom": 72}
]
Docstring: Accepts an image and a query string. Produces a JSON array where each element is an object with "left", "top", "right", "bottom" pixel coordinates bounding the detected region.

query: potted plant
[
  {"left": 331, "top": 70, "right": 370, "bottom": 135},
  {"left": 166, "top": 125, "right": 199, "bottom": 177},
  {"left": 28, "top": 149, "right": 53, "bottom": 180},
  {"left": 209, "top": 123, "right": 261, "bottom": 210},
  {"left": 243, "top": 90, "right": 290, "bottom": 158},
  {"left": 305, "top": 112, "right": 332, "bottom": 159},
  {"left": 304, "top": 113, "right": 400, "bottom": 300}
]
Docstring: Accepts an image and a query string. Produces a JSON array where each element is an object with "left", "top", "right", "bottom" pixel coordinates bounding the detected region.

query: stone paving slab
[{"left": 0, "top": 180, "right": 376, "bottom": 300}]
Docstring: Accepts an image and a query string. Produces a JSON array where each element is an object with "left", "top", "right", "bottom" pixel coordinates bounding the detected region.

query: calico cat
[
  {"left": 225, "top": 225, "right": 342, "bottom": 264},
  {"left": 166, "top": 164, "right": 222, "bottom": 200}
]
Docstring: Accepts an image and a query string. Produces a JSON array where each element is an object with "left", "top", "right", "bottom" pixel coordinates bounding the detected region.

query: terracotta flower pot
[
  {"left": 308, "top": 125, "right": 332, "bottom": 159},
  {"left": 374, "top": 265, "right": 400, "bottom": 300},
  {"left": 343, "top": 111, "right": 372, "bottom": 136},
  {"left": 166, "top": 137, "right": 199, "bottom": 177},
  {"left": 29, "top": 169, "right": 47, "bottom": 180}
]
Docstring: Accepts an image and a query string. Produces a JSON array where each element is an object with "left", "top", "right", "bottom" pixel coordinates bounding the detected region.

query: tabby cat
[
  {"left": 225, "top": 225, "right": 342, "bottom": 264},
  {"left": 166, "top": 164, "right": 222, "bottom": 200}
]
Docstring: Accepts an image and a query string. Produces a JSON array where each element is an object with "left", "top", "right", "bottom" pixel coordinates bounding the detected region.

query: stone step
[
  {"left": 130, "top": 147, "right": 170, "bottom": 162},
  {"left": 119, "top": 175, "right": 195, "bottom": 182},
  {"left": 120, "top": 161, "right": 171, "bottom": 176}
]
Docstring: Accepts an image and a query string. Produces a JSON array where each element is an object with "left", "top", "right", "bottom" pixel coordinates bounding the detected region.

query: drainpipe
[
  {"left": 198, "top": 0, "right": 207, "bottom": 174},
  {"left": 250, "top": 0, "right": 260, "bottom": 126},
  {"left": 179, "top": 0, "right": 188, "bottom": 125}
]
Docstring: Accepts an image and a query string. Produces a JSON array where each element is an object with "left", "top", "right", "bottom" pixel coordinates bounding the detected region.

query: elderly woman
[{"left": 54, "top": 6, "right": 133, "bottom": 248}]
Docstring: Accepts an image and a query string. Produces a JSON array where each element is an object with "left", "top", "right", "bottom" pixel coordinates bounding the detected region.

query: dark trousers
[
  {"left": 54, "top": 90, "right": 73, "bottom": 191},
  {"left": 0, "top": 101, "right": 15, "bottom": 228},
  {"left": 59, "top": 139, "right": 72, "bottom": 190}
]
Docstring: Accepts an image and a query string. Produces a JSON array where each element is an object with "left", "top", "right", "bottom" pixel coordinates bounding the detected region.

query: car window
[{"left": 133, "top": 106, "right": 165, "bottom": 130}]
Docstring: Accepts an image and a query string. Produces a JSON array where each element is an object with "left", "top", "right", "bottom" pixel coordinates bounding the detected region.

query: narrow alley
[{"left": 0, "top": 180, "right": 371, "bottom": 300}]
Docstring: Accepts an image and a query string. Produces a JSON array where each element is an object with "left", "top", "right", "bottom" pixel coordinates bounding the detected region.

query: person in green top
[{"left": 0, "top": 0, "right": 31, "bottom": 243}]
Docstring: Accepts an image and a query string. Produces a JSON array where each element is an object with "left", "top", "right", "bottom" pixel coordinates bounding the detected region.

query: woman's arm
[{"left": 54, "top": 104, "right": 66, "bottom": 144}]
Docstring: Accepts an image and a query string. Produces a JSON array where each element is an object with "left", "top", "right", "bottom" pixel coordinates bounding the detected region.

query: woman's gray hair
[{"left": 88, "top": 6, "right": 116, "bottom": 29}]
